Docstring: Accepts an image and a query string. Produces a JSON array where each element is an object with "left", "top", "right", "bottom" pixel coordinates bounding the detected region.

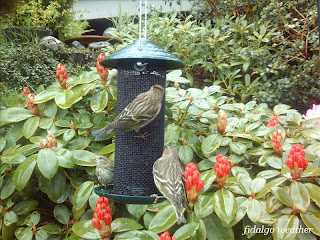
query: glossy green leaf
[
  {"left": 213, "top": 189, "right": 237, "bottom": 224},
  {"left": 54, "top": 148, "right": 75, "bottom": 168},
  {"left": 257, "top": 170, "right": 281, "bottom": 179},
  {"left": 68, "top": 137, "right": 91, "bottom": 150},
  {"left": 63, "top": 129, "right": 76, "bottom": 142},
  {"left": 12, "top": 200, "right": 38, "bottom": 215},
  {"left": 23, "top": 116, "right": 40, "bottom": 139},
  {"left": 0, "top": 107, "right": 33, "bottom": 123},
  {"left": 300, "top": 212, "right": 320, "bottom": 236},
  {"left": 266, "top": 193, "right": 283, "bottom": 214},
  {"left": 203, "top": 214, "right": 234, "bottom": 240},
  {"left": 37, "top": 148, "right": 58, "bottom": 179},
  {"left": 39, "top": 117, "right": 53, "bottom": 129},
  {"left": 165, "top": 124, "right": 180, "bottom": 145},
  {"left": 15, "top": 227, "right": 33, "bottom": 240},
  {"left": 72, "top": 181, "right": 94, "bottom": 210},
  {"left": 301, "top": 129, "right": 320, "bottom": 140},
  {"left": 201, "top": 134, "right": 222, "bottom": 155},
  {"left": 72, "top": 150, "right": 96, "bottom": 166},
  {"left": 55, "top": 89, "right": 82, "bottom": 109},
  {"left": 24, "top": 211, "right": 40, "bottom": 226},
  {"left": 290, "top": 181, "right": 310, "bottom": 213},
  {"left": 91, "top": 90, "right": 108, "bottom": 113},
  {"left": 40, "top": 223, "right": 62, "bottom": 234},
  {"left": 72, "top": 220, "right": 100, "bottom": 239},
  {"left": 179, "top": 145, "right": 193, "bottom": 164},
  {"left": 270, "top": 187, "right": 293, "bottom": 207},
  {"left": 194, "top": 192, "right": 214, "bottom": 218},
  {"left": 1, "top": 177, "right": 16, "bottom": 199},
  {"left": 3, "top": 211, "right": 18, "bottom": 226},
  {"left": 246, "top": 199, "right": 262, "bottom": 223},
  {"left": 126, "top": 204, "right": 147, "bottom": 219},
  {"left": 149, "top": 205, "right": 176, "bottom": 233},
  {"left": 99, "top": 143, "right": 115, "bottom": 154},
  {"left": 173, "top": 223, "right": 199, "bottom": 240},
  {"left": 273, "top": 215, "right": 299, "bottom": 240},
  {"left": 111, "top": 217, "right": 143, "bottom": 233},
  {"left": 237, "top": 173, "right": 252, "bottom": 195},
  {"left": 35, "top": 229, "right": 48, "bottom": 240},
  {"left": 115, "top": 230, "right": 159, "bottom": 240},
  {"left": 13, "top": 155, "right": 37, "bottom": 191},
  {"left": 228, "top": 197, "right": 248, "bottom": 226},
  {"left": 43, "top": 100, "right": 58, "bottom": 117},
  {"left": 251, "top": 177, "right": 266, "bottom": 193},
  {"left": 47, "top": 169, "right": 66, "bottom": 202},
  {"left": 304, "top": 183, "right": 320, "bottom": 208},
  {"left": 256, "top": 177, "right": 287, "bottom": 199},
  {"left": 54, "top": 205, "right": 70, "bottom": 225},
  {"left": 229, "top": 142, "right": 247, "bottom": 155},
  {"left": 33, "top": 89, "right": 59, "bottom": 104},
  {"left": 199, "top": 170, "right": 216, "bottom": 193}
]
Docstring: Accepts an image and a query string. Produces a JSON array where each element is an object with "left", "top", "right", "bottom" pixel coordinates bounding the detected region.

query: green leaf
[
  {"left": 111, "top": 218, "right": 143, "bottom": 233},
  {"left": 72, "top": 220, "right": 100, "bottom": 239},
  {"left": 300, "top": 212, "right": 320, "bottom": 236},
  {"left": 257, "top": 170, "right": 280, "bottom": 179},
  {"left": 165, "top": 124, "right": 180, "bottom": 145},
  {"left": 115, "top": 230, "right": 159, "bottom": 240},
  {"left": 271, "top": 187, "right": 293, "bottom": 207},
  {"left": 228, "top": 197, "right": 248, "bottom": 226},
  {"left": 54, "top": 148, "right": 75, "bottom": 168},
  {"left": 72, "top": 181, "right": 94, "bottom": 210},
  {"left": 40, "top": 223, "right": 62, "bottom": 234},
  {"left": 15, "top": 227, "right": 33, "bottom": 240},
  {"left": 47, "top": 169, "right": 66, "bottom": 202},
  {"left": 1, "top": 222, "right": 16, "bottom": 240},
  {"left": 203, "top": 214, "right": 234, "bottom": 240},
  {"left": 3, "top": 211, "right": 18, "bottom": 226},
  {"left": 126, "top": 204, "right": 147, "bottom": 219},
  {"left": 273, "top": 215, "right": 299, "bottom": 240},
  {"left": 149, "top": 205, "right": 176, "bottom": 233},
  {"left": 99, "top": 143, "right": 115, "bottom": 154},
  {"left": 68, "top": 137, "right": 91, "bottom": 150},
  {"left": 0, "top": 177, "right": 16, "bottom": 199},
  {"left": 0, "top": 108, "right": 33, "bottom": 123},
  {"left": 194, "top": 193, "right": 214, "bottom": 218},
  {"left": 13, "top": 155, "right": 37, "bottom": 191},
  {"left": 91, "top": 91, "right": 108, "bottom": 113},
  {"left": 72, "top": 150, "right": 96, "bottom": 166},
  {"left": 290, "top": 181, "right": 310, "bottom": 213},
  {"left": 43, "top": 100, "right": 58, "bottom": 117},
  {"left": 39, "top": 117, "right": 53, "bottom": 129},
  {"left": 237, "top": 174, "right": 252, "bottom": 195},
  {"left": 266, "top": 193, "right": 283, "bottom": 214},
  {"left": 199, "top": 170, "right": 216, "bottom": 193},
  {"left": 54, "top": 205, "right": 70, "bottom": 225},
  {"left": 33, "top": 89, "right": 59, "bottom": 104},
  {"left": 37, "top": 148, "right": 58, "bottom": 179},
  {"left": 179, "top": 145, "right": 193, "bottom": 164},
  {"left": 251, "top": 178, "right": 266, "bottom": 193},
  {"left": 273, "top": 104, "right": 291, "bottom": 115},
  {"left": 213, "top": 189, "right": 237, "bottom": 224},
  {"left": 248, "top": 147, "right": 273, "bottom": 156},
  {"left": 256, "top": 177, "right": 287, "bottom": 199},
  {"left": 12, "top": 200, "right": 38, "bottom": 215},
  {"left": 301, "top": 129, "right": 320, "bottom": 140},
  {"left": 246, "top": 199, "right": 262, "bottom": 223},
  {"left": 24, "top": 212, "right": 40, "bottom": 226},
  {"left": 226, "top": 132, "right": 263, "bottom": 143},
  {"left": 173, "top": 223, "right": 199, "bottom": 240},
  {"left": 229, "top": 142, "right": 247, "bottom": 155},
  {"left": 22, "top": 116, "right": 39, "bottom": 139},
  {"left": 55, "top": 89, "right": 82, "bottom": 109},
  {"left": 63, "top": 129, "right": 76, "bottom": 142},
  {"left": 201, "top": 134, "right": 222, "bottom": 155},
  {"left": 304, "top": 183, "right": 320, "bottom": 208}
]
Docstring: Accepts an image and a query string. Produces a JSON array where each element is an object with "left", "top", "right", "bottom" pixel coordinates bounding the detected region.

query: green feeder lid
[
  {"left": 94, "top": 186, "right": 165, "bottom": 205},
  {"left": 100, "top": 39, "right": 185, "bottom": 70}
]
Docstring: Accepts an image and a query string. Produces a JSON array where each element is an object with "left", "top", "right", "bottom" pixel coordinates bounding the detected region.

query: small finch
[
  {"left": 92, "top": 85, "right": 164, "bottom": 140},
  {"left": 91, "top": 156, "right": 114, "bottom": 187},
  {"left": 153, "top": 146, "right": 191, "bottom": 225}
]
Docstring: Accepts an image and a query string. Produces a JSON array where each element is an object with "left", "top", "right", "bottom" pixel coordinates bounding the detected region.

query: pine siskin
[
  {"left": 92, "top": 85, "right": 164, "bottom": 140},
  {"left": 91, "top": 156, "right": 114, "bottom": 187},
  {"left": 153, "top": 145, "right": 191, "bottom": 225}
]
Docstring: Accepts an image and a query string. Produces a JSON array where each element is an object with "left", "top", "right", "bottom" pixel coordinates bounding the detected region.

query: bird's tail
[
  {"left": 91, "top": 127, "right": 113, "bottom": 140},
  {"left": 174, "top": 207, "right": 186, "bottom": 225}
]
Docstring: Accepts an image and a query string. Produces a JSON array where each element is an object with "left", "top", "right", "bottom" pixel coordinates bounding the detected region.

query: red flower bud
[
  {"left": 92, "top": 218, "right": 101, "bottom": 230},
  {"left": 158, "top": 232, "right": 176, "bottom": 240},
  {"left": 286, "top": 144, "right": 308, "bottom": 180},
  {"left": 22, "top": 87, "right": 31, "bottom": 97},
  {"left": 196, "top": 180, "right": 204, "bottom": 192},
  {"left": 97, "top": 53, "right": 109, "bottom": 82},
  {"left": 217, "top": 110, "right": 227, "bottom": 134},
  {"left": 56, "top": 63, "right": 68, "bottom": 89},
  {"left": 267, "top": 116, "right": 280, "bottom": 127},
  {"left": 186, "top": 178, "right": 192, "bottom": 191},
  {"left": 286, "top": 158, "right": 294, "bottom": 170},
  {"left": 47, "top": 133, "right": 57, "bottom": 149}
]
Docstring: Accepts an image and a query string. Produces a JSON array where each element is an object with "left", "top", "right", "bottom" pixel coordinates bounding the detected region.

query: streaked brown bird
[
  {"left": 153, "top": 145, "right": 191, "bottom": 225},
  {"left": 92, "top": 85, "right": 164, "bottom": 140},
  {"left": 91, "top": 156, "right": 114, "bottom": 187}
]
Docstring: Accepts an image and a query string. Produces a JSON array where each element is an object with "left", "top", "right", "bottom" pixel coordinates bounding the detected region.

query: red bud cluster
[
  {"left": 56, "top": 63, "right": 69, "bottom": 89},
  {"left": 158, "top": 232, "right": 176, "bottom": 240},
  {"left": 92, "top": 197, "right": 112, "bottom": 240},
  {"left": 214, "top": 155, "right": 231, "bottom": 188},
  {"left": 27, "top": 94, "right": 39, "bottom": 116},
  {"left": 46, "top": 133, "right": 57, "bottom": 149},
  {"left": 267, "top": 115, "right": 280, "bottom": 127},
  {"left": 22, "top": 87, "right": 31, "bottom": 98},
  {"left": 286, "top": 144, "right": 308, "bottom": 180},
  {"left": 96, "top": 53, "right": 109, "bottom": 83},
  {"left": 217, "top": 110, "right": 227, "bottom": 134},
  {"left": 272, "top": 130, "right": 283, "bottom": 156},
  {"left": 184, "top": 163, "right": 204, "bottom": 203}
]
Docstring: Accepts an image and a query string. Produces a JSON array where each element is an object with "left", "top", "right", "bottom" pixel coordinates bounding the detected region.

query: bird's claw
[
  {"left": 134, "top": 132, "right": 151, "bottom": 139},
  {"left": 151, "top": 194, "right": 165, "bottom": 204}
]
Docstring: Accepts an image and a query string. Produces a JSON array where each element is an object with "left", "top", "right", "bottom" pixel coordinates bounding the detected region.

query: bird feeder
[{"left": 94, "top": 38, "right": 184, "bottom": 204}]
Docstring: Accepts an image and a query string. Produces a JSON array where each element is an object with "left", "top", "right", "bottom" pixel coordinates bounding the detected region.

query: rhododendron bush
[{"left": 0, "top": 64, "right": 319, "bottom": 239}]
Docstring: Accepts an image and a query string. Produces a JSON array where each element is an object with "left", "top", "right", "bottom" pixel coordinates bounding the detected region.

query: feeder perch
[{"left": 94, "top": 39, "right": 184, "bottom": 204}]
